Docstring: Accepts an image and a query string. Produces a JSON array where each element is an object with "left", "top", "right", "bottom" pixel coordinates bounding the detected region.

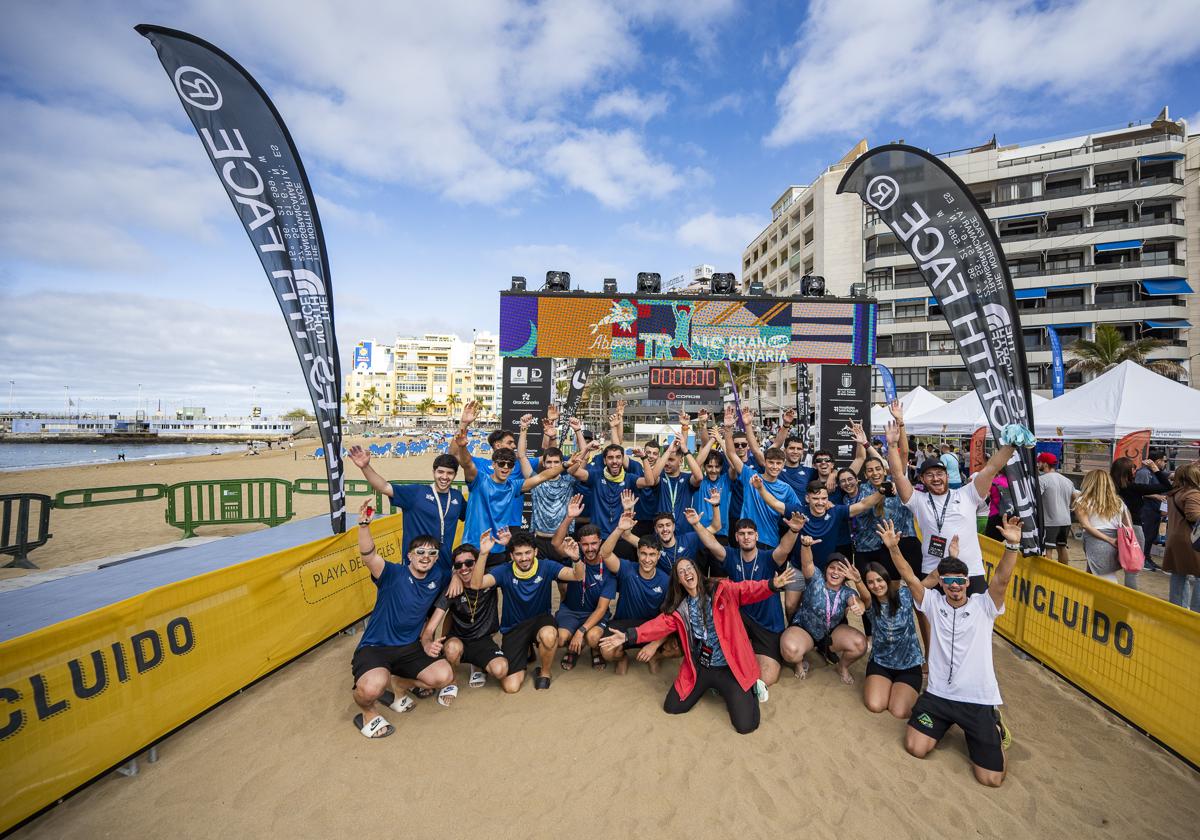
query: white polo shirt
[
  {"left": 905, "top": 483, "right": 986, "bottom": 576},
  {"left": 918, "top": 589, "right": 1004, "bottom": 706}
]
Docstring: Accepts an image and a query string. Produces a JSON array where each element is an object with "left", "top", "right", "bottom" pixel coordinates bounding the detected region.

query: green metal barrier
[
  {"left": 293, "top": 478, "right": 384, "bottom": 511},
  {"left": 165, "top": 479, "right": 294, "bottom": 538},
  {"left": 53, "top": 483, "right": 168, "bottom": 509}
]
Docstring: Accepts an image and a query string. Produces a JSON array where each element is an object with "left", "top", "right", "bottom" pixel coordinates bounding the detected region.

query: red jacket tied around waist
[{"left": 628, "top": 578, "right": 774, "bottom": 697}]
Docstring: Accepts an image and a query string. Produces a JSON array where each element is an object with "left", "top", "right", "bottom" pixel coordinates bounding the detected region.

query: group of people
[{"left": 344, "top": 398, "right": 1038, "bottom": 787}]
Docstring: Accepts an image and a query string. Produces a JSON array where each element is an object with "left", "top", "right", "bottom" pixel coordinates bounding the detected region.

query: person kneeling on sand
[
  {"left": 904, "top": 515, "right": 1021, "bottom": 787},
  {"left": 600, "top": 557, "right": 796, "bottom": 735},
  {"left": 420, "top": 531, "right": 512, "bottom": 694},
  {"left": 350, "top": 501, "right": 460, "bottom": 739},
  {"left": 467, "top": 531, "right": 586, "bottom": 692}
]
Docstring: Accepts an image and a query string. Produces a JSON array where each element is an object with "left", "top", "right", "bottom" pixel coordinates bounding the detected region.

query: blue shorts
[{"left": 554, "top": 607, "right": 606, "bottom": 634}]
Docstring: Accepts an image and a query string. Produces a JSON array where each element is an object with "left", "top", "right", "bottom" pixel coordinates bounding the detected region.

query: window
[
  {"left": 1022, "top": 328, "right": 1044, "bottom": 350},
  {"left": 1045, "top": 175, "right": 1082, "bottom": 193},
  {"left": 1142, "top": 243, "right": 1176, "bottom": 265},
  {"left": 892, "top": 367, "right": 926, "bottom": 390},
  {"left": 996, "top": 177, "right": 1042, "bottom": 202},
  {"left": 877, "top": 303, "right": 893, "bottom": 324},
  {"left": 804, "top": 198, "right": 814, "bottom": 217},
  {"left": 1046, "top": 214, "right": 1083, "bottom": 233},
  {"left": 1046, "top": 289, "right": 1085, "bottom": 310},
  {"left": 1046, "top": 250, "right": 1084, "bottom": 271},
  {"left": 929, "top": 368, "right": 972, "bottom": 390},
  {"left": 1007, "top": 257, "right": 1042, "bottom": 277},
  {"left": 895, "top": 303, "right": 925, "bottom": 320},
  {"left": 1094, "top": 208, "right": 1129, "bottom": 228},
  {"left": 803, "top": 227, "right": 814, "bottom": 246},
  {"left": 1096, "top": 169, "right": 1130, "bottom": 189},
  {"left": 1095, "top": 284, "right": 1134, "bottom": 306}
]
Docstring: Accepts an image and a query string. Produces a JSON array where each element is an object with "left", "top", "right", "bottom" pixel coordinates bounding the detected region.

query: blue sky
[{"left": 3, "top": 0, "right": 1200, "bottom": 415}]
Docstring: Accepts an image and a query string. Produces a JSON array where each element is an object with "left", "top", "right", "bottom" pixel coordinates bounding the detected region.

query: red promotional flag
[
  {"left": 1114, "top": 429, "right": 1152, "bottom": 468},
  {"left": 969, "top": 426, "right": 988, "bottom": 475}
]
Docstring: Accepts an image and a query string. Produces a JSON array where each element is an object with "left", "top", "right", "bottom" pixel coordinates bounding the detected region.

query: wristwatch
[{"left": 1004, "top": 542, "right": 1020, "bottom": 551}]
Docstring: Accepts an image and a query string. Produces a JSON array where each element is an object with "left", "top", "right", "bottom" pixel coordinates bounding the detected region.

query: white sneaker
[{"left": 753, "top": 679, "right": 769, "bottom": 703}]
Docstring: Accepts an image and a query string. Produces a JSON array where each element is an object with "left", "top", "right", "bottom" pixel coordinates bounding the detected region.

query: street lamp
[{"left": 6, "top": 380, "right": 13, "bottom": 414}]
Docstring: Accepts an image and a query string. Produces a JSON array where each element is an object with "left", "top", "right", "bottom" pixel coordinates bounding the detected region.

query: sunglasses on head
[
  {"left": 412, "top": 548, "right": 439, "bottom": 557},
  {"left": 452, "top": 558, "right": 476, "bottom": 570},
  {"left": 941, "top": 576, "right": 968, "bottom": 587}
]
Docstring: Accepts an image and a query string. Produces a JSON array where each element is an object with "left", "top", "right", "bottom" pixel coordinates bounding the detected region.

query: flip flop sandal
[
  {"left": 468, "top": 670, "right": 486, "bottom": 689},
  {"left": 534, "top": 667, "right": 551, "bottom": 690},
  {"left": 997, "top": 709, "right": 1013, "bottom": 750},
  {"left": 591, "top": 648, "right": 607, "bottom": 671},
  {"left": 354, "top": 713, "right": 394, "bottom": 739},
  {"left": 560, "top": 650, "right": 579, "bottom": 671},
  {"left": 437, "top": 684, "right": 458, "bottom": 707},
  {"left": 377, "top": 690, "right": 416, "bottom": 714}
]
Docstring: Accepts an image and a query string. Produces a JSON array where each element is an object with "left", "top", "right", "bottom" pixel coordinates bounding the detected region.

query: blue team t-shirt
[
  {"left": 358, "top": 562, "right": 449, "bottom": 648},
  {"left": 561, "top": 562, "right": 617, "bottom": 612},
  {"left": 490, "top": 558, "right": 568, "bottom": 633},
  {"left": 869, "top": 585, "right": 924, "bottom": 669},
  {"left": 464, "top": 469, "right": 527, "bottom": 554},
  {"left": 738, "top": 464, "right": 800, "bottom": 548},
  {"left": 579, "top": 462, "right": 640, "bottom": 536},
  {"left": 698, "top": 473, "right": 731, "bottom": 536},
  {"left": 613, "top": 560, "right": 670, "bottom": 621},
  {"left": 655, "top": 531, "right": 702, "bottom": 575},
  {"left": 473, "top": 454, "right": 537, "bottom": 526},
  {"left": 388, "top": 483, "right": 466, "bottom": 571},
  {"left": 791, "top": 503, "right": 851, "bottom": 571},
  {"left": 779, "top": 464, "right": 817, "bottom": 499},
  {"left": 656, "top": 473, "right": 694, "bottom": 534},
  {"left": 793, "top": 573, "right": 857, "bottom": 639},
  {"left": 722, "top": 547, "right": 785, "bottom": 632},
  {"left": 727, "top": 453, "right": 762, "bottom": 525}
]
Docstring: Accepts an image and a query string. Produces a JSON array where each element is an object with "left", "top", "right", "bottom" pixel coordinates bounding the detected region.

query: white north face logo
[
  {"left": 427, "top": 581, "right": 437, "bottom": 590},
  {"left": 652, "top": 586, "right": 663, "bottom": 593},
  {"left": 534, "top": 576, "right": 543, "bottom": 583}
]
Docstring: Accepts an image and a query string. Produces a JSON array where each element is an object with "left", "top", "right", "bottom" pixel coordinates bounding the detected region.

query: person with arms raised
[
  {"left": 904, "top": 516, "right": 1022, "bottom": 787},
  {"left": 863, "top": 519, "right": 927, "bottom": 719},
  {"left": 722, "top": 405, "right": 799, "bottom": 552}
]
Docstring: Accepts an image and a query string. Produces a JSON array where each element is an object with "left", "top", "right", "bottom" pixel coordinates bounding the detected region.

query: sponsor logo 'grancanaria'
[{"left": 0, "top": 617, "right": 195, "bottom": 741}]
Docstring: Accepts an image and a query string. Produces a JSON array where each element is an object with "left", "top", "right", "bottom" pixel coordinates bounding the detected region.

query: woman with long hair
[
  {"left": 1163, "top": 462, "right": 1200, "bottom": 611},
  {"left": 1073, "top": 469, "right": 1135, "bottom": 587},
  {"left": 599, "top": 555, "right": 797, "bottom": 734},
  {"left": 863, "top": 520, "right": 927, "bottom": 718},
  {"left": 1109, "top": 456, "right": 1170, "bottom": 585}
]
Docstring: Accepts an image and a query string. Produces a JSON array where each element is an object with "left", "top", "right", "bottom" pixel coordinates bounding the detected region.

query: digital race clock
[{"left": 647, "top": 366, "right": 720, "bottom": 403}]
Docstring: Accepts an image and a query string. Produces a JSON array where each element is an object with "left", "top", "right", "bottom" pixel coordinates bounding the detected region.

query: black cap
[{"left": 918, "top": 459, "right": 948, "bottom": 475}]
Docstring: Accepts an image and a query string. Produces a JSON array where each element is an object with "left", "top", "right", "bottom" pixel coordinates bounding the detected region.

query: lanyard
[
  {"left": 927, "top": 491, "right": 951, "bottom": 533},
  {"left": 689, "top": 597, "right": 707, "bottom": 644},
  {"left": 430, "top": 484, "right": 449, "bottom": 537},
  {"left": 664, "top": 475, "right": 681, "bottom": 512},
  {"left": 737, "top": 550, "right": 759, "bottom": 581},
  {"left": 824, "top": 586, "right": 839, "bottom": 629}
]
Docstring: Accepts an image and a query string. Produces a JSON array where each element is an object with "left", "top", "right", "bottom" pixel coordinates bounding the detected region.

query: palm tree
[
  {"left": 445, "top": 392, "right": 462, "bottom": 417},
  {"left": 342, "top": 392, "right": 354, "bottom": 417},
  {"left": 392, "top": 392, "right": 406, "bottom": 417},
  {"left": 1066, "top": 323, "right": 1184, "bottom": 379},
  {"left": 416, "top": 397, "right": 436, "bottom": 420},
  {"left": 362, "top": 386, "right": 382, "bottom": 421},
  {"left": 582, "top": 374, "right": 624, "bottom": 425},
  {"left": 354, "top": 396, "right": 374, "bottom": 417}
]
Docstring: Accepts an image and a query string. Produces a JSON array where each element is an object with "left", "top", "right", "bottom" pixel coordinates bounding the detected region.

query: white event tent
[
  {"left": 904, "top": 390, "right": 1049, "bottom": 436},
  {"left": 869, "top": 386, "right": 946, "bottom": 431},
  {"left": 1032, "top": 360, "right": 1200, "bottom": 440}
]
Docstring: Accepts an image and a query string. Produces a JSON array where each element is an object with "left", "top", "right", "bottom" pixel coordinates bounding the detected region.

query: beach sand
[
  {"left": 11, "top": 621, "right": 1199, "bottom": 839},
  {"left": 5, "top": 448, "right": 1199, "bottom": 837}
]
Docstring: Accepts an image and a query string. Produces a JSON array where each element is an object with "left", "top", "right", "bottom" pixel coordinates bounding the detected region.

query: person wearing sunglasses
[
  {"left": 422, "top": 529, "right": 512, "bottom": 693},
  {"left": 723, "top": 405, "right": 799, "bottom": 553},
  {"left": 903, "top": 515, "right": 1022, "bottom": 787},
  {"left": 349, "top": 500, "right": 460, "bottom": 739}
]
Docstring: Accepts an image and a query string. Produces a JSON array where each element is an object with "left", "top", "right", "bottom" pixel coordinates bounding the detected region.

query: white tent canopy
[
  {"left": 905, "top": 390, "right": 1049, "bottom": 436},
  {"left": 1033, "top": 360, "right": 1200, "bottom": 440},
  {"left": 869, "top": 386, "right": 947, "bottom": 431}
]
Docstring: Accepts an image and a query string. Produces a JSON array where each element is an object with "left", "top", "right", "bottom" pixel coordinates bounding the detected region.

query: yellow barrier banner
[
  {"left": 981, "top": 538, "right": 1200, "bottom": 767},
  {"left": 0, "top": 517, "right": 404, "bottom": 833}
]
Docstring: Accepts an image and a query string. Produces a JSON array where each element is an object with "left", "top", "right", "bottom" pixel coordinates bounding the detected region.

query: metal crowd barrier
[
  {"left": 0, "top": 493, "right": 53, "bottom": 569},
  {"left": 54, "top": 483, "right": 168, "bottom": 509},
  {"left": 164, "top": 479, "right": 294, "bottom": 538}
]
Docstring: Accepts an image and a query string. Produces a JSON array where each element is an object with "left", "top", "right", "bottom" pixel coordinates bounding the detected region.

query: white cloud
[
  {"left": 545, "top": 129, "right": 686, "bottom": 208},
  {"left": 767, "top": 0, "right": 1200, "bottom": 146},
  {"left": 677, "top": 211, "right": 765, "bottom": 257},
  {"left": 703, "top": 93, "right": 744, "bottom": 116},
  {"left": 591, "top": 88, "right": 670, "bottom": 122}
]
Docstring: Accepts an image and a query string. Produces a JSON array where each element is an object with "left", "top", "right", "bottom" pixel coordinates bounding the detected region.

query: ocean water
[{"left": 0, "top": 441, "right": 249, "bottom": 471}]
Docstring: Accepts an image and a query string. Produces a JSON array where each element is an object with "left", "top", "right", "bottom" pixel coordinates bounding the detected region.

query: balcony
[
  {"left": 995, "top": 132, "right": 1183, "bottom": 168},
  {"left": 997, "top": 217, "right": 1183, "bottom": 245},
  {"left": 981, "top": 176, "right": 1184, "bottom": 211}
]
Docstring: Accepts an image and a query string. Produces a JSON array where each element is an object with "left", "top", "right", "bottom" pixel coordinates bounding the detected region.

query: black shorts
[
  {"left": 698, "top": 534, "right": 730, "bottom": 578},
  {"left": 456, "top": 635, "right": 507, "bottom": 670},
  {"left": 866, "top": 658, "right": 923, "bottom": 692},
  {"left": 855, "top": 547, "right": 898, "bottom": 580},
  {"left": 351, "top": 641, "right": 439, "bottom": 684},
  {"left": 632, "top": 519, "right": 656, "bottom": 538},
  {"left": 484, "top": 548, "right": 510, "bottom": 569},
  {"left": 1042, "top": 525, "right": 1070, "bottom": 548},
  {"left": 533, "top": 534, "right": 563, "bottom": 562},
  {"left": 935, "top": 575, "right": 987, "bottom": 596},
  {"left": 743, "top": 618, "right": 783, "bottom": 663},
  {"left": 501, "top": 613, "right": 556, "bottom": 671},
  {"left": 908, "top": 692, "right": 1005, "bottom": 772}
]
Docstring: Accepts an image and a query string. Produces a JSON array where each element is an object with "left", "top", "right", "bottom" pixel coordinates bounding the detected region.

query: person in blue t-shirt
[
  {"left": 349, "top": 500, "right": 458, "bottom": 739},
  {"left": 690, "top": 510, "right": 812, "bottom": 688},
  {"left": 779, "top": 542, "right": 870, "bottom": 686},
  {"left": 469, "top": 531, "right": 584, "bottom": 692},
  {"left": 348, "top": 446, "right": 466, "bottom": 573},
  {"left": 551, "top": 523, "right": 616, "bottom": 672},
  {"left": 723, "top": 406, "right": 800, "bottom": 550},
  {"left": 566, "top": 442, "right": 664, "bottom": 539},
  {"left": 862, "top": 519, "right": 928, "bottom": 720},
  {"left": 454, "top": 428, "right": 565, "bottom": 567},
  {"left": 607, "top": 487, "right": 723, "bottom": 575},
  {"left": 598, "top": 510, "right": 676, "bottom": 674},
  {"left": 630, "top": 440, "right": 663, "bottom": 537},
  {"left": 517, "top": 414, "right": 594, "bottom": 559}
]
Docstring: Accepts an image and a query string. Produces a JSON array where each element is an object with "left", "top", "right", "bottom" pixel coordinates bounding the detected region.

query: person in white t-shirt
[
  {"left": 900, "top": 514, "right": 1022, "bottom": 787},
  {"left": 885, "top": 420, "right": 1016, "bottom": 595}
]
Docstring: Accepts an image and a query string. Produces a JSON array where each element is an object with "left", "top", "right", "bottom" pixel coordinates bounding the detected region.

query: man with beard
[
  {"left": 549, "top": 520, "right": 615, "bottom": 671},
  {"left": 598, "top": 509, "right": 676, "bottom": 674},
  {"left": 722, "top": 405, "right": 800, "bottom": 551},
  {"left": 348, "top": 446, "right": 465, "bottom": 573}
]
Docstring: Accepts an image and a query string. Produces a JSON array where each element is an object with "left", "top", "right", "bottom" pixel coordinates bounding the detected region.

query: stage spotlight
[
  {"left": 545, "top": 270, "right": 571, "bottom": 291},
  {"left": 849, "top": 282, "right": 867, "bottom": 298},
  {"left": 748, "top": 279, "right": 767, "bottom": 296},
  {"left": 511, "top": 275, "right": 527, "bottom": 291},
  {"left": 800, "top": 274, "right": 826, "bottom": 297},
  {"left": 603, "top": 277, "right": 618, "bottom": 294},
  {"left": 636, "top": 272, "right": 662, "bottom": 293},
  {"left": 711, "top": 272, "right": 736, "bottom": 295}
]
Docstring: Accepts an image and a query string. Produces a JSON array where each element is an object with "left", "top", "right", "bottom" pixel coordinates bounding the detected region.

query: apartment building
[{"left": 741, "top": 114, "right": 1199, "bottom": 409}]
